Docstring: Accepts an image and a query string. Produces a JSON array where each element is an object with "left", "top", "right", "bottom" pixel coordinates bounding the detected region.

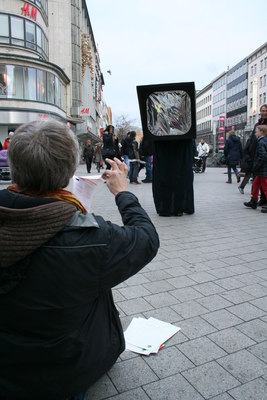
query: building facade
[
  {"left": 196, "top": 83, "right": 212, "bottom": 145},
  {"left": 0, "top": 0, "right": 107, "bottom": 145},
  {"left": 246, "top": 42, "right": 267, "bottom": 133},
  {"left": 226, "top": 58, "right": 247, "bottom": 146}
]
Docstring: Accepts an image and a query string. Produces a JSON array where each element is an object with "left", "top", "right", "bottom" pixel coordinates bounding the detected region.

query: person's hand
[{"left": 102, "top": 158, "right": 128, "bottom": 196}]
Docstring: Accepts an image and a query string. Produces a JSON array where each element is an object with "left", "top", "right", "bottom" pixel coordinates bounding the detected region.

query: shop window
[
  {"left": 6, "top": 65, "right": 24, "bottom": 99},
  {"left": 47, "top": 72, "right": 55, "bottom": 104},
  {"left": 24, "top": 67, "right": 37, "bottom": 100},
  {"left": 0, "top": 65, "right": 7, "bottom": 98},
  {"left": 0, "top": 64, "right": 66, "bottom": 110},
  {"left": 37, "top": 69, "right": 46, "bottom": 102},
  {"left": 54, "top": 76, "right": 60, "bottom": 107}
]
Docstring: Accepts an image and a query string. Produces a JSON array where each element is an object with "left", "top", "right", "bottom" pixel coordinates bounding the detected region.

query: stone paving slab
[{"left": 70, "top": 166, "right": 267, "bottom": 400}]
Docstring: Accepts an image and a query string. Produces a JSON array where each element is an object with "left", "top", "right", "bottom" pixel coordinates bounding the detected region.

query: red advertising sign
[
  {"left": 21, "top": 3, "right": 37, "bottom": 21},
  {"left": 219, "top": 116, "right": 225, "bottom": 132},
  {"left": 80, "top": 107, "right": 89, "bottom": 115}
]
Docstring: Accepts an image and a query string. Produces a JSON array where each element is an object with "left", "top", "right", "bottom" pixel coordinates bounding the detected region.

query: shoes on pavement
[
  {"left": 262, "top": 204, "right": 267, "bottom": 209},
  {"left": 238, "top": 186, "right": 244, "bottom": 194},
  {"left": 261, "top": 207, "right": 267, "bottom": 213},
  {"left": 142, "top": 179, "right": 152, "bottom": 183},
  {"left": 132, "top": 181, "right": 141, "bottom": 184},
  {"left": 226, "top": 180, "right": 232, "bottom": 183},
  {"left": 244, "top": 199, "right": 258, "bottom": 209},
  {"left": 258, "top": 199, "right": 267, "bottom": 207}
]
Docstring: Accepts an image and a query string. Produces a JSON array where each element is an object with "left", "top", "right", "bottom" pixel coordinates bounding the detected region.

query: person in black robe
[{"left": 153, "top": 139, "right": 194, "bottom": 216}]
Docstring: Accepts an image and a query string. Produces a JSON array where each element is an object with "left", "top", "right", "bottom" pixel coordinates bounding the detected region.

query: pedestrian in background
[
  {"left": 3, "top": 131, "right": 14, "bottom": 149},
  {"left": 224, "top": 130, "right": 243, "bottom": 183},
  {"left": 197, "top": 138, "right": 209, "bottom": 173},
  {"left": 140, "top": 135, "right": 153, "bottom": 183},
  {"left": 128, "top": 130, "right": 141, "bottom": 184},
  {"left": 239, "top": 104, "right": 267, "bottom": 195},
  {"left": 244, "top": 125, "right": 267, "bottom": 212},
  {"left": 102, "top": 125, "right": 116, "bottom": 170},
  {"left": 94, "top": 142, "right": 103, "bottom": 173},
  {"left": 83, "top": 138, "right": 95, "bottom": 173},
  {"left": 0, "top": 120, "right": 159, "bottom": 400},
  {"left": 121, "top": 132, "right": 130, "bottom": 171}
]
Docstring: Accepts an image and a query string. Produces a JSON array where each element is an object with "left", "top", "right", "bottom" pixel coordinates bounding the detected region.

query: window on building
[
  {"left": 0, "top": 14, "right": 9, "bottom": 43},
  {"left": 264, "top": 74, "right": 267, "bottom": 87},
  {"left": 260, "top": 76, "right": 263, "bottom": 88},
  {"left": 265, "top": 57, "right": 267, "bottom": 69},
  {"left": 254, "top": 64, "right": 257, "bottom": 74},
  {"left": 0, "top": 65, "right": 7, "bottom": 98},
  {"left": 250, "top": 98, "right": 253, "bottom": 108},
  {"left": 37, "top": 69, "right": 46, "bottom": 102},
  {"left": 6, "top": 65, "right": 24, "bottom": 99},
  {"left": 260, "top": 60, "right": 263, "bottom": 70},
  {"left": 259, "top": 94, "right": 262, "bottom": 105},
  {"left": 36, "top": 26, "right": 42, "bottom": 52},
  {"left": 263, "top": 92, "right": 266, "bottom": 104},
  {"left": 0, "top": 63, "right": 65, "bottom": 109},
  {"left": 0, "top": 13, "right": 48, "bottom": 60},
  {"left": 47, "top": 72, "right": 55, "bottom": 104},
  {"left": 251, "top": 65, "right": 253, "bottom": 76},
  {"left": 24, "top": 67, "right": 37, "bottom": 100},
  {"left": 25, "top": 21, "right": 36, "bottom": 50},
  {"left": 11, "top": 16, "right": 24, "bottom": 46}
]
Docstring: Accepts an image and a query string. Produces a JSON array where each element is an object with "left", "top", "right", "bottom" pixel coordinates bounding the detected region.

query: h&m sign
[{"left": 21, "top": 2, "right": 38, "bottom": 21}]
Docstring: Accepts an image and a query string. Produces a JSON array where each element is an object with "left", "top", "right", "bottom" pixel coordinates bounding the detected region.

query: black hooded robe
[{"left": 152, "top": 140, "right": 194, "bottom": 216}]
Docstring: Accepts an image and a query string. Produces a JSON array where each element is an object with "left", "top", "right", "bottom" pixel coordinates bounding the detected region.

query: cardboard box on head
[
  {"left": 136, "top": 82, "right": 196, "bottom": 217},
  {"left": 136, "top": 82, "right": 196, "bottom": 142}
]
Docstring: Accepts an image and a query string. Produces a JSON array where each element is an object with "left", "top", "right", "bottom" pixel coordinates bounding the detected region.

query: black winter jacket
[
  {"left": 0, "top": 190, "right": 159, "bottom": 400},
  {"left": 128, "top": 138, "right": 139, "bottom": 160},
  {"left": 253, "top": 135, "right": 267, "bottom": 176},
  {"left": 121, "top": 136, "right": 130, "bottom": 156},
  {"left": 224, "top": 135, "right": 243, "bottom": 167}
]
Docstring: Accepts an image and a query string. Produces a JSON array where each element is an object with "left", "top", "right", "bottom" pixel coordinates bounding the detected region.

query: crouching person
[{"left": 0, "top": 120, "right": 159, "bottom": 400}]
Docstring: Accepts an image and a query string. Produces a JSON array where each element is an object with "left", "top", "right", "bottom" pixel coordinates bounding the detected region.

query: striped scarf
[{"left": 8, "top": 184, "right": 87, "bottom": 214}]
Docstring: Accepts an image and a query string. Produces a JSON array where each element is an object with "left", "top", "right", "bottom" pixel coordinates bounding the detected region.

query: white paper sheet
[
  {"left": 72, "top": 175, "right": 104, "bottom": 211},
  {"left": 124, "top": 317, "right": 181, "bottom": 355}
]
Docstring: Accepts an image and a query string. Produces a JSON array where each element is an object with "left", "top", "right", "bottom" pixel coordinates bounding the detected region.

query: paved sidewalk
[{"left": 79, "top": 165, "right": 267, "bottom": 399}]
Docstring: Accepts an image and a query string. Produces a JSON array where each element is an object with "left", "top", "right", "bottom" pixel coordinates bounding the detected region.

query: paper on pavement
[
  {"left": 72, "top": 175, "right": 104, "bottom": 211},
  {"left": 124, "top": 317, "right": 181, "bottom": 355}
]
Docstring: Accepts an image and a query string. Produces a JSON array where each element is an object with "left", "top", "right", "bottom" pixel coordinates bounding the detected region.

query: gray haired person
[{"left": 0, "top": 120, "right": 159, "bottom": 400}]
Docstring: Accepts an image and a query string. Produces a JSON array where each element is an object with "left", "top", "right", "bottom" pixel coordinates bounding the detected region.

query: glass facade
[
  {"left": 0, "top": 13, "right": 48, "bottom": 60},
  {"left": 0, "top": 64, "right": 66, "bottom": 110},
  {"left": 226, "top": 59, "right": 247, "bottom": 129},
  {"left": 71, "top": 2, "right": 81, "bottom": 109},
  {"left": 33, "top": 0, "right": 48, "bottom": 19}
]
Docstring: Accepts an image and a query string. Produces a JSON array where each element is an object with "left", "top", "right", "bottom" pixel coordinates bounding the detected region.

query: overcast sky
[{"left": 86, "top": 0, "right": 267, "bottom": 127}]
